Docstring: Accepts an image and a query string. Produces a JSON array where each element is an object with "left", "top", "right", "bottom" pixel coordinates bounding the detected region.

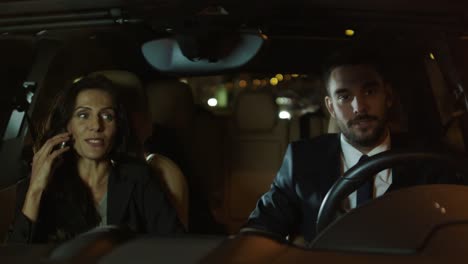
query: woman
[{"left": 8, "top": 75, "right": 183, "bottom": 243}]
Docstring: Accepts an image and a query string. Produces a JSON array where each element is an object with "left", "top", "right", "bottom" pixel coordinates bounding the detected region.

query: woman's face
[{"left": 67, "top": 89, "right": 117, "bottom": 161}]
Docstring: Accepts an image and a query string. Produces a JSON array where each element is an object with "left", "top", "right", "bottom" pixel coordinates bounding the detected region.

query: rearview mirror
[{"left": 142, "top": 32, "right": 264, "bottom": 74}]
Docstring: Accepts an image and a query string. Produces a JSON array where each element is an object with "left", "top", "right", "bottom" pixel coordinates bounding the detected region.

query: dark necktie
[{"left": 356, "top": 155, "right": 373, "bottom": 206}]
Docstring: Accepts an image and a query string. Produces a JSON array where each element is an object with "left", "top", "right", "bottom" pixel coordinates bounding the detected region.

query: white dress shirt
[{"left": 340, "top": 132, "right": 392, "bottom": 210}]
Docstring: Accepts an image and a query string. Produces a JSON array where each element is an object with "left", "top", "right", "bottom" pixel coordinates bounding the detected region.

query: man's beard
[{"left": 338, "top": 114, "right": 388, "bottom": 148}]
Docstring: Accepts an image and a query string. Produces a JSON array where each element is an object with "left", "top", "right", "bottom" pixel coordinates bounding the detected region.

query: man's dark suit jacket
[
  {"left": 246, "top": 133, "right": 457, "bottom": 243},
  {"left": 7, "top": 158, "right": 183, "bottom": 243}
]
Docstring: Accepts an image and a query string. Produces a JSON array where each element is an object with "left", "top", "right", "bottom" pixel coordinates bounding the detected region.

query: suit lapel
[
  {"left": 385, "top": 133, "right": 420, "bottom": 192},
  {"left": 107, "top": 164, "right": 136, "bottom": 225},
  {"left": 318, "top": 134, "right": 342, "bottom": 199}
]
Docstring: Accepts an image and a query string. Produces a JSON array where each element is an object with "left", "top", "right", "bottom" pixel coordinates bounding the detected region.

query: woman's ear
[{"left": 65, "top": 124, "right": 72, "bottom": 135}]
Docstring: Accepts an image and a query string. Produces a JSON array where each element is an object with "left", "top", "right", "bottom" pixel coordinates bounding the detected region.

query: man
[{"left": 244, "top": 49, "right": 454, "bottom": 244}]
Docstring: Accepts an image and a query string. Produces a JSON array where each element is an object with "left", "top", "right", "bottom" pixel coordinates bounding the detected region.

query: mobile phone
[
  {"left": 52, "top": 129, "right": 72, "bottom": 151},
  {"left": 53, "top": 140, "right": 71, "bottom": 151},
  {"left": 59, "top": 141, "right": 69, "bottom": 149}
]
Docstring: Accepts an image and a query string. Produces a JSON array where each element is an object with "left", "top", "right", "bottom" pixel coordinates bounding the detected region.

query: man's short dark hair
[{"left": 322, "top": 45, "right": 389, "bottom": 95}]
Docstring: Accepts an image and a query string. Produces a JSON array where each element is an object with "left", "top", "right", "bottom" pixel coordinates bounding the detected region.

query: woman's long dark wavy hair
[
  {"left": 33, "top": 75, "right": 131, "bottom": 240},
  {"left": 36, "top": 75, "right": 129, "bottom": 160}
]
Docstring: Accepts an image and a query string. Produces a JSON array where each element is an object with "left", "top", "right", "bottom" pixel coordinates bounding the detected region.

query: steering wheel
[{"left": 315, "top": 151, "right": 468, "bottom": 235}]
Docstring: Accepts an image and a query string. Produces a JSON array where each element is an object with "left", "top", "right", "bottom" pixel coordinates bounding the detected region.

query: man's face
[{"left": 325, "top": 64, "right": 392, "bottom": 149}]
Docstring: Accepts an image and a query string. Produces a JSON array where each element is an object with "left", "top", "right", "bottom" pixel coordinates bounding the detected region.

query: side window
[
  {"left": 0, "top": 38, "right": 34, "bottom": 187},
  {"left": 0, "top": 38, "right": 34, "bottom": 139},
  {"left": 424, "top": 49, "right": 466, "bottom": 152}
]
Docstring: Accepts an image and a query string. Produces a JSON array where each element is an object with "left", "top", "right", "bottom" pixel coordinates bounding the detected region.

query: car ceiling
[
  {"left": 1, "top": 0, "right": 468, "bottom": 17},
  {"left": 1, "top": 0, "right": 467, "bottom": 74},
  {"left": 1, "top": 0, "right": 467, "bottom": 39}
]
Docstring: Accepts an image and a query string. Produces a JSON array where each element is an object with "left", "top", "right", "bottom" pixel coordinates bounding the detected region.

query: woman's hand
[
  {"left": 29, "top": 132, "right": 71, "bottom": 192},
  {"left": 22, "top": 132, "right": 71, "bottom": 221}
]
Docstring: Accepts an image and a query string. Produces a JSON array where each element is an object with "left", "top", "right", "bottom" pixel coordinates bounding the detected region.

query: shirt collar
[{"left": 340, "top": 131, "right": 391, "bottom": 170}]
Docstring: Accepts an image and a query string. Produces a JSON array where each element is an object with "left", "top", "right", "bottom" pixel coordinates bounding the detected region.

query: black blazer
[
  {"left": 246, "top": 133, "right": 457, "bottom": 243},
  {"left": 7, "top": 158, "right": 183, "bottom": 243}
]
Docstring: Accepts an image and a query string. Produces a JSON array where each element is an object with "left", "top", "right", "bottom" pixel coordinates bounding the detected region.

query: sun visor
[{"left": 141, "top": 33, "right": 264, "bottom": 73}]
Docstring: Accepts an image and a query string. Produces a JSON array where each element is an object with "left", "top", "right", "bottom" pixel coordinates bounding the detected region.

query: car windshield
[{"left": 0, "top": 1, "right": 467, "bottom": 263}]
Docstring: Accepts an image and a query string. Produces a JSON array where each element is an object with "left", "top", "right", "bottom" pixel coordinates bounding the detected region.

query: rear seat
[
  {"left": 145, "top": 79, "right": 225, "bottom": 234},
  {"left": 94, "top": 71, "right": 190, "bottom": 229},
  {"left": 289, "top": 110, "right": 329, "bottom": 141},
  {"left": 146, "top": 153, "right": 189, "bottom": 229},
  {"left": 217, "top": 91, "right": 289, "bottom": 233}
]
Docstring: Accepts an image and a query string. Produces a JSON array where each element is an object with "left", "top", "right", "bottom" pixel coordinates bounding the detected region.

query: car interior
[{"left": 1, "top": 0, "right": 468, "bottom": 263}]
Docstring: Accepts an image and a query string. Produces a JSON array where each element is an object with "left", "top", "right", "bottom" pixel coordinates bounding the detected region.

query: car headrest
[
  {"left": 145, "top": 80, "right": 194, "bottom": 129},
  {"left": 89, "top": 70, "right": 146, "bottom": 112},
  {"left": 235, "top": 91, "right": 277, "bottom": 132},
  {"left": 89, "top": 70, "right": 151, "bottom": 151}
]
